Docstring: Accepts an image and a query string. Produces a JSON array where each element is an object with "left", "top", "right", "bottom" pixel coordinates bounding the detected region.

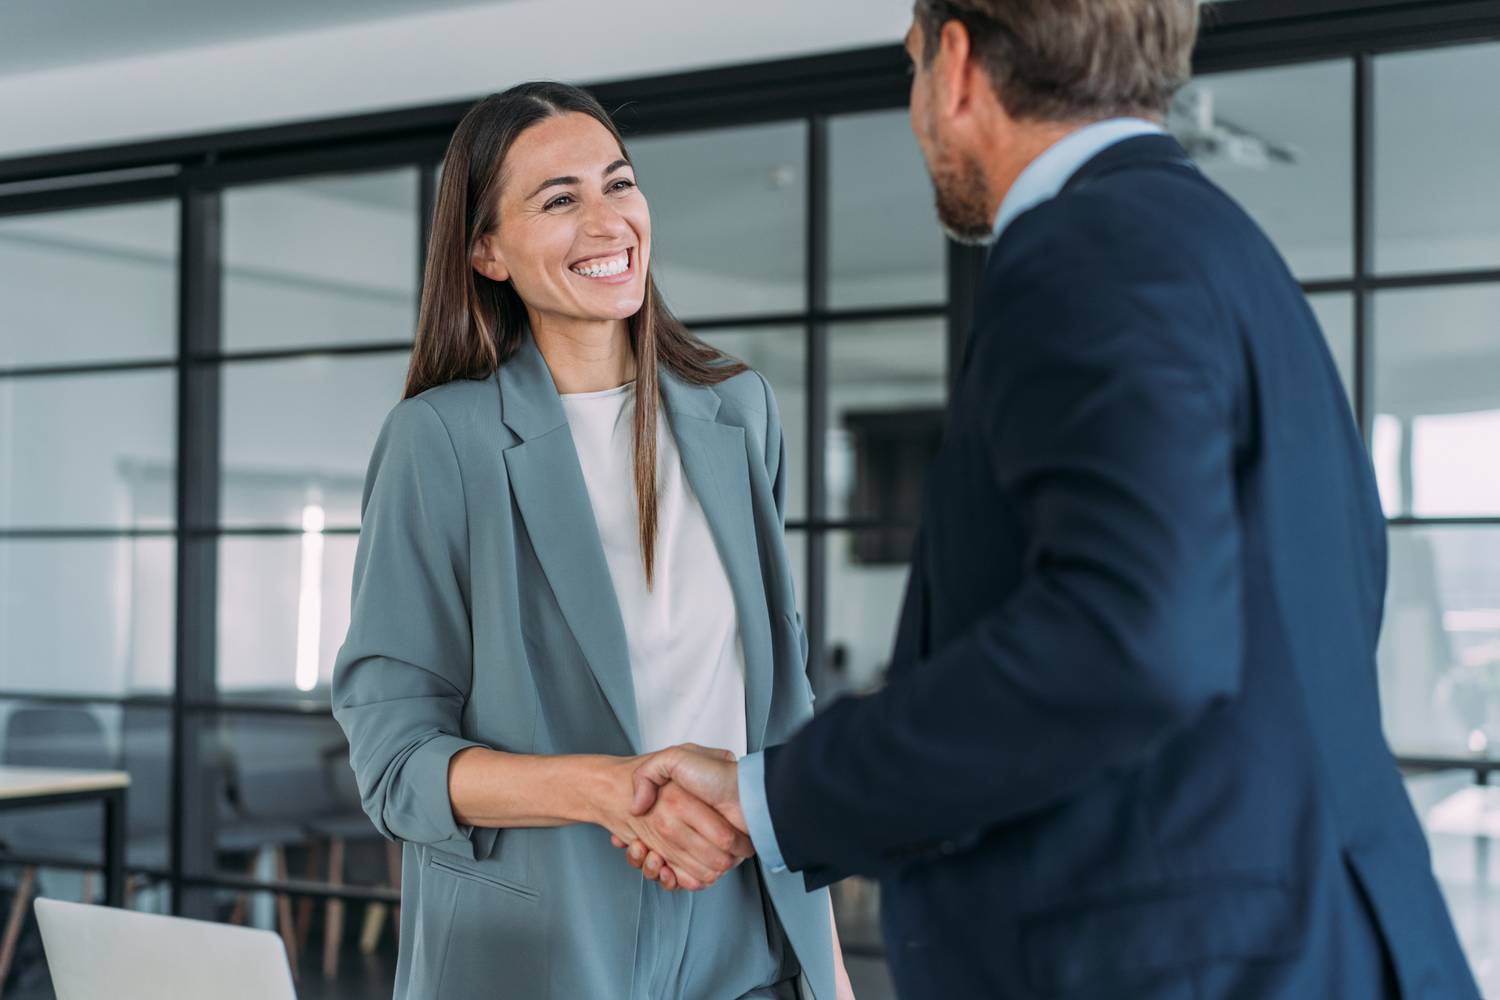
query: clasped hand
[{"left": 598, "top": 743, "right": 748, "bottom": 891}]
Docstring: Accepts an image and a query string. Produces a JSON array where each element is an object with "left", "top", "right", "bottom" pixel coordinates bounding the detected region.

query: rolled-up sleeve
[{"left": 332, "top": 397, "right": 499, "bottom": 862}]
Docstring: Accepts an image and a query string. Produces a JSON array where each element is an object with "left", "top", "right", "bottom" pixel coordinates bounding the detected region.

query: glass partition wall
[
  {"left": 3, "top": 3, "right": 1500, "bottom": 993},
  {"left": 0, "top": 70, "right": 956, "bottom": 992}
]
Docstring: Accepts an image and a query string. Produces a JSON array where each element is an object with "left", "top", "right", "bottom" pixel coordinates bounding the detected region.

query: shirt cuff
[{"left": 737, "top": 750, "right": 788, "bottom": 873}]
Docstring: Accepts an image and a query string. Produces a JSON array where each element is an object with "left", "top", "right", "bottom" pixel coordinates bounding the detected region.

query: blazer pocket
[
  {"left": 1021, "top": 873, "right": 1303, "bottom": 997},
  {"left": 427, "top": 856, "right": 540, "bottom": 903}
]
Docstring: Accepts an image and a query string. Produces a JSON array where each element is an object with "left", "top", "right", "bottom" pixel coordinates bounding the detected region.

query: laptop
[{"left": 34, "top": 897, "right": 297, "bottom": 1000}]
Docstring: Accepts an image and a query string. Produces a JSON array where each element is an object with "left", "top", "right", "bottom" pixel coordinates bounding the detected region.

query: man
[{"left": 626, "top": 2, "right": 1479, "bottom": 996}]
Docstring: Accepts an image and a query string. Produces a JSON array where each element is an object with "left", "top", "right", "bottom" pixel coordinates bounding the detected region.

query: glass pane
[
  {"left": 1308, "top": 293, "right": 1355, "bottom": 403},
  {"left": 217, "top": 535, "right": 358, "bottom": 698},
  {"left": 220, "top": 352, "right": 408, "bottom": 529},
  {"left": 1374, "top": 286, "right": 1500, "bottom": 517},
  {"left": 222, "top": 169, "right": 420, "bottom": 353},
  {"left": 629, "top": 122, "right": 807, "bottom": 319},
  {"left": 0, "top": 369, "right": 176, "bottom": 529},
  {"left": 825, "top": 530, "right": 912, "bottom": 699},
  {"left": 828, "top": 319, "right": 946, "bottom": 520},
  {"left": 1379, "top": 527, "right": 1500, "bottom": 755},
  {"left": 0, "top": 201, "right": 177, "bottom": 368},
  {"left": 829, "top": 109, "right": 945, "bottom": 309},
  {"left": 1171, "top": 60, "right": 1353, "bottom": 280},
  {"left": 835, "top": 878, "right": 895, "bottom": 997},
  {"left": 696, "top": 326, "right": 806, "bottom": 521},
  {"left": 0, "top": 538, "right": 175, "bottom": 695},
  {"left": 206, "top": 714, "right": 386, "bottom": 889},
  {"left": 0, "top": 701, "right": 173, "bottom": 873},
  {"left": 1376, "top": 42, "right": 1500, "bottom": 275},
  {"left": 1406, "top": 770, "right": 1500, "bottom": 994}
]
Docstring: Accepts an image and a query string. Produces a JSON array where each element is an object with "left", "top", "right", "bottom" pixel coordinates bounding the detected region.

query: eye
[
  {"left": 544, "top": 194, "right": 575, "bottom": 210},
  {"left": 609, "top": 178, "right": 636, "bottom": 193}
]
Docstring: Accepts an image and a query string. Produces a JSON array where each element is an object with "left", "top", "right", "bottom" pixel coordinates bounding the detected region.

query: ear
[
  {"left": 471, "top": 232, "right": 510, "bottom": 283},
  {"left": 935, "top": 18, "right": 977, "bottom": 120}
]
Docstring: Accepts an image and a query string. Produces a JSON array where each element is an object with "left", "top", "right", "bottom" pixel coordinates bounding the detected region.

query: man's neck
[{"left": 982, "top": 119, "right": 1091, "bottom": 221}]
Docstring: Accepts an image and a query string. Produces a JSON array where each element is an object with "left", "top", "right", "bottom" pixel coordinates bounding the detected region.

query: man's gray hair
[{"left": 913, "top": 0, "right": 1199, "bottom": 122}]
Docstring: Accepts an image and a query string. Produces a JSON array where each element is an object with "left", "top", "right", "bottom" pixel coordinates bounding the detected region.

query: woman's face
[{"left": 473, "top": 112, "right": 651, "bottom": 326}]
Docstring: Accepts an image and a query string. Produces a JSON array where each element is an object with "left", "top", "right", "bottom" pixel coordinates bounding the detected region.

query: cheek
[
  {"left": 626, "top": 202, "right": 652, "bottom": 268},
  {"left": 504, "top": 223, "right": 571, "bottom": 283}
]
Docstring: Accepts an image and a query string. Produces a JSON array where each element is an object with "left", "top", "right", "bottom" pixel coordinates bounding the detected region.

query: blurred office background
[{"left": 1, "top": 0, "right": 1499, "bottom": 996}]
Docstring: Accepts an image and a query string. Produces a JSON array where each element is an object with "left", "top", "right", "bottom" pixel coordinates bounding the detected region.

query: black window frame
[{"left": 0, "top": 0, "right": 1497, "bottom": 920}]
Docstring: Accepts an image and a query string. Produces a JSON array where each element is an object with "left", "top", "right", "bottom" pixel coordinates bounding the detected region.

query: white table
[{"left": 0, "top": 766, "right": 130, "bottom": 906}]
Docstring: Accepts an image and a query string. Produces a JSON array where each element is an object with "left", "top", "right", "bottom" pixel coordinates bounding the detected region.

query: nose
[{"left": 580, "top": 195, "right": 631, "bottom": 239}]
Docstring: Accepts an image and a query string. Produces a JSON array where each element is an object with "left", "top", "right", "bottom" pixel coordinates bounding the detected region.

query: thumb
[
  {"left": 680, "top": 742, "right": 737, "bottom": 764},
  {"left": 630, "top": 752, "right": 674, "bottom": 816}
]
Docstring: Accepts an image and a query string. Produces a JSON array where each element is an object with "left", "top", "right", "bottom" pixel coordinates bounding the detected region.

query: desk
[{"left": 0, "top": 767, "right": 130, "bottom": 906}]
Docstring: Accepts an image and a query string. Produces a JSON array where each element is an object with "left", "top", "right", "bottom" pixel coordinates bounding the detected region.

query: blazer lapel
[
  {"left": 499, "top": 337, "right": 642, "bottom": 753},
  {"left": 659, "top": 373, "right": 775, "bottom": 752}
]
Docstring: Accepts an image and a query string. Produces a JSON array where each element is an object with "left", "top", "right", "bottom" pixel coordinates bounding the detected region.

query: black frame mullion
[
  {"left": 5, "top": 1, "right": 1500, "bottom": 924},
  {"left": 0, "top": 358, "right": 178, "bottom": 380},
  {"left": 805, "top": 115, "right": 831, "bottom": 701},
  {"left": 172, "top": 182, "right": 224, "bottom": 917},
  {"left": 0, "top": 527, "right": 178, "bottom": 540},
  {"left": 1352, "top": 51, "right": 1376, "bottom": 445}
]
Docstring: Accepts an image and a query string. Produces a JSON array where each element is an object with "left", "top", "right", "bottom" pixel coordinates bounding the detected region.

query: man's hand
[
  {"left": 591, "top": 745, "right": 752, "bottom": 891},
  {"left": 607, "top": 743, "right": 749, "bottom": 889},
  {"left": 631, "top": 742, "right": 746, "bottom": 830}
]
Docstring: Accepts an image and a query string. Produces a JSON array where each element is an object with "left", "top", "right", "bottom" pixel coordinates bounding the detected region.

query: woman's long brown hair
[{"left": 405, "top": 82, "right": 746, "bottom": 588}]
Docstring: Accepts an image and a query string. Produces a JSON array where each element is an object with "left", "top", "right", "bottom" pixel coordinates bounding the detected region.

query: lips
[{"left": 569, "top": 247, "right": 633, "bottom": 278}]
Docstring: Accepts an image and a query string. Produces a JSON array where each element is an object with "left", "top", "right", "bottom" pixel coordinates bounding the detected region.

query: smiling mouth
[{"left": 570, "top": 247, "right": 633, "bottom": 279}]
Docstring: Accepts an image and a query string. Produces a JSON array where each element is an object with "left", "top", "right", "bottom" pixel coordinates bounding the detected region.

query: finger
[
  {"left": 679, "top": 742, "right": 738, "bottom": 764},
  {"left": 643, "top": 851, "right": 665, "bottom": 881},
  {"left": 630, "top": 750, "right": 677, "bottom": 816},
  {"left": 653, "top": 818, "right": 730, "bottom": 885},
  {"left": 610, "top": 834, "right": 626, "bottom": 850},
  {"left": 670, "top": 789, "right": 752, "bottom": 868},
  {"left": 672, "top": 867, "right": 705, "bottom": 892},
  {"left": 658, "top": 862, "right": 680, "bottom": 891},
  {"left": 627, "top": 842, "right": 646, "bottom": 868}
]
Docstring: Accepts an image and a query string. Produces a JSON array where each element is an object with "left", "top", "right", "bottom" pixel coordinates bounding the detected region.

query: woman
[{"left": 332, "top": 82, "right": 856, "bottom": 1000}]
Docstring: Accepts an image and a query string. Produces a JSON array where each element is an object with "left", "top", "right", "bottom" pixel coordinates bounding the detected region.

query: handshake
[{"left": 596, "top": 743, "right": 750, "bottom": 892}]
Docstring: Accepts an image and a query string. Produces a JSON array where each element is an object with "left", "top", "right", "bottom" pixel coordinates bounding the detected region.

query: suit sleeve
[
  {"left": 332, "top": 397, "right": 499, "bottom": 862},
  {"left": 763, "top": 260, "right": 1245, "bottom": 889}
]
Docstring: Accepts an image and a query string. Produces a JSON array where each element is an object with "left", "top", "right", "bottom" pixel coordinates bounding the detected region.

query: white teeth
[{"left": 570, "top": 251, "right": 630, "bottom": 278}]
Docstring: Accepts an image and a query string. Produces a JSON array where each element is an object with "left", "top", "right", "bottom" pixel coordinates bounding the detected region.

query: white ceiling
[
  {"left": 0, "top": 0, "right": 511, "bottom": 77},
  {"left": 0, "top": 0, "right": 915, "bottom": 161}
]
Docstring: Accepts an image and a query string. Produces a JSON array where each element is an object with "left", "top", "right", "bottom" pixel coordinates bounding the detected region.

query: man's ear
[
  {"left": 471, "top": 233, "right": 510, "bottom": 283},
  {"left": 935, "top": 18, "right": 976, "bottom": 120}
]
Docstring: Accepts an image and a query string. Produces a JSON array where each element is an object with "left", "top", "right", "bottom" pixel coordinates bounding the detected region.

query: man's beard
[{"left": 929, "top": 146, "right": 996, "bottom": 247}]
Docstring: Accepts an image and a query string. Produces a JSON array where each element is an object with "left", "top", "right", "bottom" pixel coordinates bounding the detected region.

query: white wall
[{"left": 0, "top": 0, "right": 914, "bottom": 162}]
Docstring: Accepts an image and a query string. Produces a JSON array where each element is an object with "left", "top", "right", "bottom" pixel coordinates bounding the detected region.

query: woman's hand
[{"left": 590, "top": 747, "right": 752, "bottom": 891}]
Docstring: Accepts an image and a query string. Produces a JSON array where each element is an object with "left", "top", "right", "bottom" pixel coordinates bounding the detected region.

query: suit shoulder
[
  {"left": 405, "top": 374, "right": 503, "bottom": 449},
  {"left": 412, "top": 373, "right": 499, "bottom": 418},
  {"left": 1003, "top": 164, "right": 1265, "bottom": 278},
  {"left": 710, "top": 367, "right": 772, "bottom": 420},
  {"left": 981, "top": 178, "right": 1246, "bottom": 401}
]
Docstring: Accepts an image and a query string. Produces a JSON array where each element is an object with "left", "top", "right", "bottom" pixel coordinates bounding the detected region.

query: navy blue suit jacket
[{"left": 761, "top": 136, "right": 1478, "bottom": 999}]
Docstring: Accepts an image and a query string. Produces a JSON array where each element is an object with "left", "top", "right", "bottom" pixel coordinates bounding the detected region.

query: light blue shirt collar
[{"left": 991, "top": 117, "right": 1165, "bottom": 241}]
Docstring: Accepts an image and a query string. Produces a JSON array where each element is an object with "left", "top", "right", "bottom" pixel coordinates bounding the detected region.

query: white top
[{"left": 560, "top": 383, "right": 749, "bottom": 756}]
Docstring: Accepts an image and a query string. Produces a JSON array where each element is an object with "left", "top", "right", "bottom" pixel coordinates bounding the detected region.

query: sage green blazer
[{"left": 332, "top": 334, "right": 833, "bottom": 999}]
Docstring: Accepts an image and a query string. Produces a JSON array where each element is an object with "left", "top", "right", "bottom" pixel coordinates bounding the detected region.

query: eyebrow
[{"left": 526, "top": 159, "right": 632, "bottom": 201}]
